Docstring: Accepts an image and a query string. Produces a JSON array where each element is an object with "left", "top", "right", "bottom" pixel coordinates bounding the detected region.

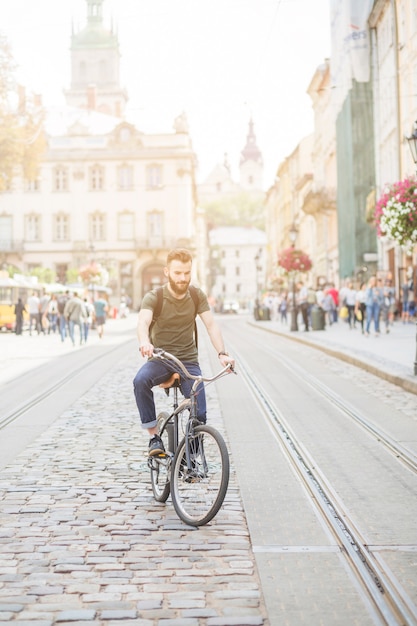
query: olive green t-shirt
[{"left": 141, "top": 285, "right": 210, "bottom": 362}]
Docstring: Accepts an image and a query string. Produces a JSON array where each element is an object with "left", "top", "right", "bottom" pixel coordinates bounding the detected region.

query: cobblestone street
[{"left": 0, "top": 342, "right": 267, "bottom": 626}]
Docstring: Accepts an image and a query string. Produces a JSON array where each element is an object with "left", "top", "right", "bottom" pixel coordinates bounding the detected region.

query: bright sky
[{"left": 2, "top": 0, "right": 331, "bottom": 188}]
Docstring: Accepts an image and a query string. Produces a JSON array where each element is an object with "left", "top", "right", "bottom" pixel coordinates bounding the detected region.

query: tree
[
  {"left": 29, "top": 266, "right": 56, "bottom": 284},
  {"left": 202, "top": 192, "right": 265, "bottom": 230},
  {"left": 0, "top": 34, "right": 45, "bottom": 191}
]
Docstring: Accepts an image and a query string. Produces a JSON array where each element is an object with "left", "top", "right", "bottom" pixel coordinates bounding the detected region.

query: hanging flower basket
[
  {"left": 374, "top": 177, "right": 417, "bottom": 252},
  {"left": 277, "top": 247, "right": 312, "bottom": 273}
]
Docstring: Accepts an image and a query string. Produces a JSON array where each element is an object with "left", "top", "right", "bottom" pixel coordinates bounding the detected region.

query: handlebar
[{"left": 152, "top": 348, "right": 235, "bottom": 383}]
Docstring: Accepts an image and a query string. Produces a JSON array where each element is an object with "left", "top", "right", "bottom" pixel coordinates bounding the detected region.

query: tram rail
[{"left": 228, "top": 338, "right": 417, "bottom": 626}]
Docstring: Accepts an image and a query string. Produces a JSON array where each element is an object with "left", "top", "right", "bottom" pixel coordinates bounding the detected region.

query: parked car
[{"left": 222, "top": 300, "right": 240, "bottom": 314}]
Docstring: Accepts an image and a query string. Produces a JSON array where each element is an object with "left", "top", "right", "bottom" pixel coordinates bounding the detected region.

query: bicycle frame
[{"left": 152, "top": 349, "right": 233, "bottom": 470}]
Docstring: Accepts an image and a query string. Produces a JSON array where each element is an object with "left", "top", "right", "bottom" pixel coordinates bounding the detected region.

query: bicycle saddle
[{"left": 159, "top": 372, "right": 180, "bottom": 389}]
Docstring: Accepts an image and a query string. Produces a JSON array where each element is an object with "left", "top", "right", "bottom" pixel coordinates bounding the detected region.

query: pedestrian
[
  {"left": 57, "top": 290, "right": 70, "bottom": 341},
  {"left": 39, "top": 291, "right": 50, "bottom": 335},
  {"left": 298, "top": 281, "right": 309, "bottom": 331},
  {"left": 83, "top": 298, "right": 94, "bottom": 343},
  {"left": 321, "top": 289, "right": 335, "bottom": 326},
  {"left": 133, "top": 247, "right": 235, "bottom": 457},
  {"left": 279, "top": 293, "right": 288, "bottom": 324},
  {"left": 344, "top": 281, "right": 357, "bottom": 329},
  {"left": 27, "top": 291, "right": 41, "bottom": 335},
  {"left": 47, "top": 294, "right": 59, "bottom": 334},
  {"left": 14, "top": 297, "right": 26, "bottom": 335},
  {"left": 307, "top": 285, "right": 317, "bottom": 328},
  {"left": 354, "top": 282, "right": 367, "bottom": 334},
  {"left": 64, "top": 292, "right": 86, "bottom": 346},
  {"left": 365, "top": 276, "right": 383, "bottom": 336},
  {"left": 382, "top": 278, "right": 395, "bottom": 333},
  {"left": 327, "top": 283, "right": 339, "bottom": 323},
  {"left": 93, "top": 295, "right": 108, "bottom": 338}
]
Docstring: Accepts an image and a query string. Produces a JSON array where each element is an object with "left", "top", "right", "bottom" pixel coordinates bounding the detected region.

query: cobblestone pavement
[{"left": 0, "top": 341, "right": 267, "bottom": 626}]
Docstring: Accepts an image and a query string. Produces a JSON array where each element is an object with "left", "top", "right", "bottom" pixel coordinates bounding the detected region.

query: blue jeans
[
  {"left": 68, "top": 320, "right": 83, "bottom": 345},
  {"left": 133, "top": 359, "right": 206, "bottom": 430},
  {"left": 366, "top": 303, "right": 380, "bottom": 333},
  {"left": 59, "top": 315, "right": 67, "bottom": 341}
]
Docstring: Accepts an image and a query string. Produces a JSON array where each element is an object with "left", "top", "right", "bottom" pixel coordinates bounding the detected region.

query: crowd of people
[
  {"left": 261, "top": 275, "right": 415, "bottom": 336},
  {"left": 15, "top": 290, "right": 110, "bottom": 345}
]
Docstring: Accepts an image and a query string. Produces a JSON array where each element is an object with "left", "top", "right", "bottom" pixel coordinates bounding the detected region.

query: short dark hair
[{"left": 167, "top": 248, "right": 192, "bottom": 265}]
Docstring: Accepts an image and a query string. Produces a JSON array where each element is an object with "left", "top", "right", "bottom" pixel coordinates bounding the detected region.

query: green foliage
[
  {"left": 202, "top": 192, "right": 265, "bottom": 230},
  {"left": 0, "top": 34, "right": 46, "bottom": 191},
  {"left": 29, "top": 266, "right": 56, "bottom": 284},
  {"left": 66, "top": 268, "right": 80, "bottom": 284}
]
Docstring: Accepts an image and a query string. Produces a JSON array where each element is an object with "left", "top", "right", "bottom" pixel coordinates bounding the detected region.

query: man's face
[{"left": 165, "top": 260, "right": 192, "bottom": 296}]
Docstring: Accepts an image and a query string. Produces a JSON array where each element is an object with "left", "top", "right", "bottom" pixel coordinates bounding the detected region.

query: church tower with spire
[
  {"left": 239, "top": 117, "right": 263, "bottom": 191},
  {"left": 64, "top": 0, "right": 128, "bottom": 117}
]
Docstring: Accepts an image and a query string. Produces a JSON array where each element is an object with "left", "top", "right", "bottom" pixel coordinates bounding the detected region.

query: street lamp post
[
  {"left": 254, "top": 249, "right": 262, "bottom": 320},
  {"left": 289, "top": 223, "right": 298, "bottom": 332},
  {"left": 405, "top": 121, "right": 417, "bottom": 375}
]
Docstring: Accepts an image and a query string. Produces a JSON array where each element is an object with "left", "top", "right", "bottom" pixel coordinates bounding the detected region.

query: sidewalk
[
  {"left": 248, "top": 315, "right": 417, "bottom": 395},
  {"left": 0, "top": 315, "right": 137, "bottom": 386}
]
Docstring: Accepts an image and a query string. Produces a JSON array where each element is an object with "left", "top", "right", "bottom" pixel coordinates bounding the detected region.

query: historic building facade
[{"left": 0, "top": 0, "right": 199, "bottom": 308}]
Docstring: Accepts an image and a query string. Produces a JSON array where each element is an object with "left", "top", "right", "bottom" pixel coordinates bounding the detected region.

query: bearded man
[{"left": 133, "top": 248, "right": 235, "bottom": 456}]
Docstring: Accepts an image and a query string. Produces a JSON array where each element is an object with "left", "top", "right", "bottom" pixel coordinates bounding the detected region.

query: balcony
[
  {"left": 302, "top": 188, "right": 336, "bottom": 216},
  {"left": 0, "top": 240, "right": 24, "bottom": 253}
]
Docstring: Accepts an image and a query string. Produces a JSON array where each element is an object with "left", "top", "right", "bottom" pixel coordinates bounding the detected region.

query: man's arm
[
  {"left": 137, "top": 308, "right": 154, "bottom": 358},
  {"left": 199, "top": 310, "right": 235, "bottom": 368}
]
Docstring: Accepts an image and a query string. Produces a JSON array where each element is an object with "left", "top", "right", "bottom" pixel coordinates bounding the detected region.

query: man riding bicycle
[{"left": 133, "top": 248, "right": 235, "bottom": 457}]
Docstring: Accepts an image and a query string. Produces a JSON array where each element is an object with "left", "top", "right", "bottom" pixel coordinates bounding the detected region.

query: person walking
[
  {"left": 64, "top": 292, "right": 86, "bottom": 346},
  {"left": 133, "top": 248, "right": 235, "bottom": 457},
  {"left": 27, "top": 291, "right": 40, "bottom": 335},
  {"left": 93, "top": 296, "right": 108, "bottom": 339},
  {"left": 365, "top": 276, "right": 383, "bottom": 336},
  {"left": 344, "top": 281, "right": 357, "bottom": 329},
  {"left": 57, "top": 290, "right": 70, "bottom": 342},
  {"left": 83, "top": 298, "right": 94, "bottom": 343},
  {"left": 14, "top": 297, "right": 26, "bottom": 335},
  {"left": 382, "top": 278, "right": 395, "bottom": 333},
  {"left": 47, "top": 294, "right": 59, "bottom": 334},
  {"left": 355, "top": 282, "right": 367, "bottom": 334},
  {"left": 298, "top": 281, "right": 309, "bottom": 331},
  {"left": 39, "top": 291, "right": 50, "bottom": 335}
]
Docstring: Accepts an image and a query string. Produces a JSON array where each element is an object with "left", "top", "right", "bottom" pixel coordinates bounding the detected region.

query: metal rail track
[
  {"left": 263, "top": 342, "right": 417, "bottom": 474},
  {"left": 0, "top": 339, "right": 133, "bottom": 431},
  {"left": 229, "top": 340, "right": 417, "bottom": 626}
]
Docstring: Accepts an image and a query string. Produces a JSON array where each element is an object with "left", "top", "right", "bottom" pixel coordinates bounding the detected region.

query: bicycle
[{"left": 147, "top": 348, "right": 235, "bottom": 526}]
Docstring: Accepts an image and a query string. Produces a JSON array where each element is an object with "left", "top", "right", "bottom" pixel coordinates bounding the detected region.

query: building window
[
  {"left": 54, "top": 167, "right": 68, "bottom": 192},
  {"left": 216, "top": 182, "right": 222, "bottom": 192},
  {"left": 146, "top": 164, "right": 163, "bottom": 189},
  {"left": 235, "top": 266, "right": 240, "bottom": 276},
  {"left": 90, "top": 213, "right": 105, "bottom": 240},
  {"left": 235, "top": 249, "right": 240, "bottom": 257},
  {"left": 118, "top": 212, "right": 134, "bottom": 240},
  {"left": 25, "top": 215, "right": 41, "bottom": 241},
  {"left": 53, "top": 214, "right": 69, "bottom": 241},
  {"left": 25, "top": 177, "right": 41, "bottom": 192},
  {"left": 248, "top": 175, "right": 253, "bottom": 185},
  {"left": 90, "top": 165, "right": 104, "bottom": 191},
  {"left": 147, "top": 211, "right": 163, "bottom": 238},
  {"left": 118, "top": 164, "right": 133, "bottom": 190},
  {"left": 0, "top": 215, "right": 12, "bottom": 249}
]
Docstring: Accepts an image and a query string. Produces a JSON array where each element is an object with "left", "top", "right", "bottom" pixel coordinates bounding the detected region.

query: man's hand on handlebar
[
  {"left": 219, "top": 353, "right": 235, "bottom": 371},
  {"left": 140, "top": 342, "right": 154, "bottom": 359}
]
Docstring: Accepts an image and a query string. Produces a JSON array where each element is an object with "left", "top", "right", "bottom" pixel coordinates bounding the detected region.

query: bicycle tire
[
  {"left": 170, "top": 424, "right": 229, "bottom": 526},
  {"left": 150, "top": 412, "right": 174, "bottom": 502}
]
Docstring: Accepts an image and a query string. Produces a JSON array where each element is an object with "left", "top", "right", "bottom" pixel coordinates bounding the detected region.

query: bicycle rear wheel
[
  {"left": 150, "top": 412, "right": 174, "bottom": 502},
  {"left": 171, "top": 424, "right": 229, "bottom": 526}
]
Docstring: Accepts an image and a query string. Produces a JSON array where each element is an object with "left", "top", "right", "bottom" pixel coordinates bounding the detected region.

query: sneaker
[{"left": 148, "top": 435, "right": 165, "bottom": 457}]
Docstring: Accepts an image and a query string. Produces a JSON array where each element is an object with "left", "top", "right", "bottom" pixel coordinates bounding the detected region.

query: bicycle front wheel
[
  {"left": 171, "top": 425, "right": 229, "bottom": 526},
  {"left": 150, "top": 412, "right": 174, "bottom": 502}
]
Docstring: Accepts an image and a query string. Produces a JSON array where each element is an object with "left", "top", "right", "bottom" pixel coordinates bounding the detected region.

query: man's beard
[{"left": 168, "top": 275, "right": 190, "bottom": 296}]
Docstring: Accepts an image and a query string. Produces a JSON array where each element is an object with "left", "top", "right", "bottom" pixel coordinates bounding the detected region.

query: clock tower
[{"left": 64, "top": 0, "right": 128, "bottom": 117}]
